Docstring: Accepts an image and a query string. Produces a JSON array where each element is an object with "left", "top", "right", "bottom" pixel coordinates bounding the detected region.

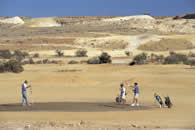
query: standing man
[
  {"left": 22, "top": 80, "right": 31, "bottom": 106},
  {"left": 120, "top": 84, "right": 126, "bottom": 104},
  {"left": 131, "top": 82, "right": 139, "bottom": 106}
]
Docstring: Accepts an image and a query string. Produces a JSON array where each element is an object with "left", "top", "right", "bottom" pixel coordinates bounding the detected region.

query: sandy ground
[{"left": 0, "top": 64, "right": 195, "bottom": 129}]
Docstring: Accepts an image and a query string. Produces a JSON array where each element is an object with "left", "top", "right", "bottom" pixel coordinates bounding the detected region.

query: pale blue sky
[{"left": 0, "top": 0, "right": 195, "bottom": 17}]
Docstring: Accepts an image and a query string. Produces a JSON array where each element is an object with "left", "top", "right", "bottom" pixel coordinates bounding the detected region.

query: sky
[{"left": 0, "top": 0, "right": 195, "bottom": 17}]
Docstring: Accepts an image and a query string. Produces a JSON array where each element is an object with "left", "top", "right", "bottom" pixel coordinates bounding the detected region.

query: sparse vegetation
[
  {"left": 132, "top": 53, "right": 148, "bottom": 65},
  {"left": 55, "top": 49, "right": 64, "bottom": 57},
  {"left": 87, "top": 56, "right": 101, "bottom": 64},
  {"left": 125, "top": 51, "right": 131, "bottom": 56},
  {"left": 33, "top": 53, "right": 39, "bottom": 58},
  {"left": 68, "top": 60, "right": 79, "bottom": 64},
  {"left": 29, "top": 57, "right": 35, "bottom": 64},
  {"left": 13, "top": 50, "right": 29, "bottom": 58},
  {"left": 131, "top": 51, "right": 190, "bottom": 65},
  {"left": 0, "top": 59, "right": 24, "bottom": 73},
  {"left": 75, "top": 49, "right": 88, "bottom": 57},
  {"left": 12, "top": 50, "right": 29, "bottom": 63},
  {"left": 99, "top": 52, "right": 112, "bottom": 64},
  {"left": 163, "top": 52, "right": 188, "bottom": 64},
  {"left": 0, "top": 50, "right": 12, "bottom": 59},
  {"left": 87, "top": 52, "right": 112, "bottom": 64}
]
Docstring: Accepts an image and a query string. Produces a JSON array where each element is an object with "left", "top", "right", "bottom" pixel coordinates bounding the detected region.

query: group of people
[
  {"left": 120, "top": 82, "right": 139, "bottom": 106},
  {"left": 21, "top": 80, "right": 140, "bottom": 107}
]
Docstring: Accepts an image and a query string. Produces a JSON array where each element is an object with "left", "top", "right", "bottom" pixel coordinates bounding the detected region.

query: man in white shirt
[
  {"left": 120, "top": 84, "right": 126, "bottom": 104},
  {"left": 22, "top": 80, "right": 31, "bottom": 106}
]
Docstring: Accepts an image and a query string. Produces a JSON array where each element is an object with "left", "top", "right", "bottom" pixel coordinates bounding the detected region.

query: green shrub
[
  {"left": 0, "top": 50, "right": 12, "bottom": 59},
  {"left": 75, "top": 49, "right": 88, "bottom": 57}
]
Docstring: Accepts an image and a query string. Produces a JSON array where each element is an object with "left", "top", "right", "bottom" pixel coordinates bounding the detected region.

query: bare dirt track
[{"left": 0, "top": 102, "right": 151, "bottom": 112}]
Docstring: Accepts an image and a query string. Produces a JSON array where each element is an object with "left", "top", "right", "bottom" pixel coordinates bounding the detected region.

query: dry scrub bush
[
  {"left": 163, "top": 52, "right": 188, "bottom": 64},
  {"left": 0, "top": 50, "right": 12, "bottom": 59},
  {"left": 132, "top": 53, "right": 148, "bottom": 65},
  {"left": 75, "top": 49, "right": 88, "bottom": 57},
  {"left": 55, "top": 49, "right": 64, "bottom": 57},
  {"left": 33, "top": 53, "right": 39, "bottom": 58},
  {"left": 99, "top": 52, "right": 112, "bottom": 64},
  {"left": 149, "top": 53, "right": 164, "bottom": 64},
  {"left": 0, "top": 60, "right": 24, "bottom": 73},
  {"left": 87, "top": 56, "right": 100, "bottom": 64},
  {"left": 29, "top": 58, "right": 35, "bottom": 64},
  {"left": 68, "top": 60, "right": 79, "bottom": 64},
  {"left": 13, "top": 50, "right": 29, "bottom": 63},
  {"left": 125, "top": 51, "right": 132, "bottom": 56},
  {"left": 87, "top": 52, "right": 112, "bottom": 64},
  {"left": 188, "top": 52, "right": 195, "bottom": 57}
]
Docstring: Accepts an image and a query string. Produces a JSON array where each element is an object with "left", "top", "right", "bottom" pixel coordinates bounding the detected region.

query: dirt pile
[{"left": 0, "top": 16, "right": 24, "bottom": 24}]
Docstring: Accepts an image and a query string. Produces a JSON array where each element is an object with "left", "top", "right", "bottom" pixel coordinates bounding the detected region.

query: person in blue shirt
[
  {"left": 131, "top": 82, "right": 139, "bottom": 106},
  {"left": 22, "top": 80, "right": 31, "bottom": 106}
]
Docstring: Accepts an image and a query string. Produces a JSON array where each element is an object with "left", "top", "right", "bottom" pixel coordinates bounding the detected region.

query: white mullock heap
[{"left": 0, "top": 16, "right": 24, "bottom": 24}]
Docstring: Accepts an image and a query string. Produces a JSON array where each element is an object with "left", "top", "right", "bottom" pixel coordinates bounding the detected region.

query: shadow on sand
[{"left": 0, "top": 102, "right": 154, "bottom": 112}]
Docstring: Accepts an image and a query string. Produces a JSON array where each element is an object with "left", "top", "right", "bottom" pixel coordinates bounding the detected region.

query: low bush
[
  {"left": 80, "top": 60, "right": 88, "bottom": 64},
  {"left": 13, "top": 50, "right": 29, "bottom": 58},
  {"left": 0, "top": 50, "right": 12, "bottom": 59},
  {"left": 75, "top": 49, "right": 88, "bottom": 57},
  {"left": 189, "top": 59, "right": 195, "bottom": 66},
  {"left": 29, "top": 58, "right": 35, "bottom": 64},
  {"left": 87, "top": 56, "right": 101, "bottom": 64},
  {"left": 125, "top": 51, "right": 131, "bottom": 56},
  {"left": 163, "top": 52, "right": 188, "bottom": 64},
  {"left": 36, "top": 60, "right": 43, "bottom": 64},
  {"left": 50, "top": 60, "right": 60, "bottom": 64},
  {"left": 99, "top": 52, "right": 112, "bottom": 64},
  {"left": 132, "top": 53, "right": 147, "bottom": 65},
  {"left": 55, "top": 49, "right": 64, "bottom": 57},
  {"left": 188, "top": 52, "right": 195, "bottom": 57},
  {"left": 33, "top": 53, "right": 39, "bottom": 58},
  {"left": 150, "top": 53, "right": 164, "bottom": 64},
  {"left": 87, "top": 52, "right": 112, "bottom": 64},
  {"left": 12, "top": 50, "right": 29, "bottom": 63},
  {"left": 43, "top": 59, "right": 49, "bottom": 64},
  {"left": 0, "top": 59, "right": 24, "bottom": 73},
  {"left": 68, "top": 60, "right": 79, "bottom": 64}
]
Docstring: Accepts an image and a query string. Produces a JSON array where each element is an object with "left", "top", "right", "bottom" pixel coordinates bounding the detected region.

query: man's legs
[
  {"left": 131, "top": 94, "right": 139, "bottom": 106},
  {"left": 22, "top": 93, "right": 29, "bottom": 105}
]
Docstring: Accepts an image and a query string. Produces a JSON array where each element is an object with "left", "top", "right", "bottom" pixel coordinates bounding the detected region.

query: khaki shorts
[{"left": 134, "top": 93, "right": 139, "bottom": 99}]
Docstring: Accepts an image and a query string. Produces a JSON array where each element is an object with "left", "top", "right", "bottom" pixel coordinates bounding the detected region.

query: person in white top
[
  {"left": 22, "top": 80, "right": 31, "bottom": 106},
  {"left": 120, "top": 84, "right": 126, "bottom": 104}
]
